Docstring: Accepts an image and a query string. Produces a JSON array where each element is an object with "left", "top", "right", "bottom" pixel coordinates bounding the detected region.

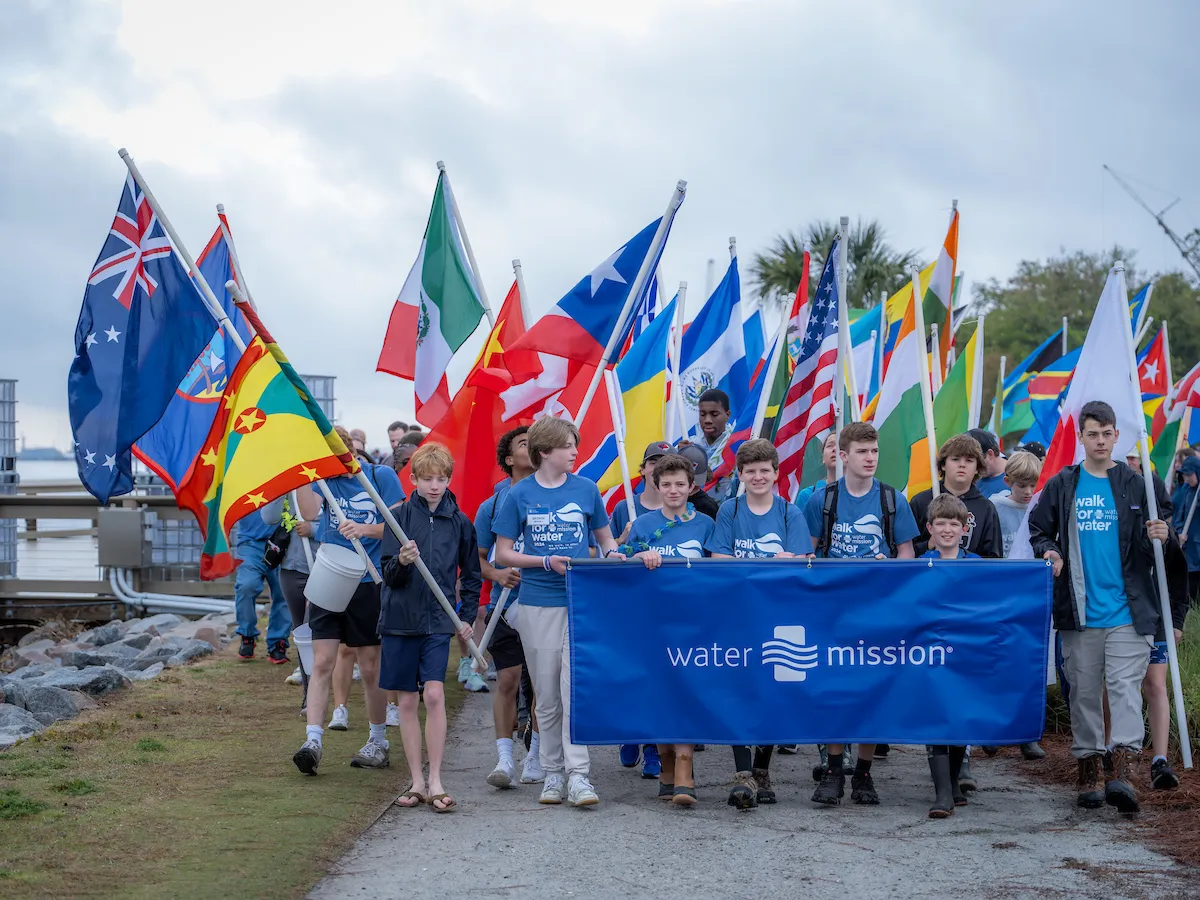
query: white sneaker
[
  {"left": 385, "top": 702, "right": 400, "bottom": 727},
  {"left": 285, "top": 666, "right": 303, "bottom": 686},
  {"left": 486, "top": 661, "right": 498, "bottom": 681},
  {"left": 456, "top": 657, "right": 472, "bottom": 684},
  {"left": 539, "top": 773, "right": 565, "bottom": 804},
  {"left": 464, "top": 670, "right": 489, "bottom": 693},
  {"left": 352, "top": 663, "right": 362, "bottom": 682},
  {"left": 520, "top": 753, "right": 546, "bottom": 784},
  {"left": 487, "top": 758, "right": 516, "bottom": 788},
  {"left": 328, "top": 704, "right": 349, "bottom": 731},
  {"left": 568, "top": 774, "right": 599, "bottom": 807}
]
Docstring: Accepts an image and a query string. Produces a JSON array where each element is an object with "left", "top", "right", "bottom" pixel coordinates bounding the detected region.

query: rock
[
  {"left": 117, "top": 633, "right": 153, "bottom": 651},
  {"left": 16, "top": 638, "right": 56, "bottom": 654},
  {"left": 79, "top": 621, "right": 123, "bottom": 647},
  {"left": 20, "top": 685, "right": 79, "bottom": 726},
  {"left": 198, "top": 611, "right": 238, "bottom": 630},
  {"left": 92, "top": 644, "right": 141, "bottom": 662},
  {"left": 166, "top": 622, "right": 223, "bottom": 649},
  {"left": 65, "top": 690, "right": 99, "bottom": 711},
  {"left": 125, "top": 614, "right": 185, "bottom": 637},
  {"left": 58, "top": 650, "right": 111, "bottom": 670},
  {"left": 165, "top": 640, "right": 214, "bottom": 667},
  {"left": 0, "top": 703, "right": 45, "bottom": 748},
  {"left": 29, "top": 665, "right": 130, "bottom": 697},
  {"left": 126, "top": 662, "right": 164, "bottom": 682},
  {"left": 8, "top": 663, "right": 66, "bottom": 681},
  {"left": 0, "top": 678, "right": 25, "bottom": 708},
  {"left": 13, "top": 648, "right": 52, "bottom": 668}
]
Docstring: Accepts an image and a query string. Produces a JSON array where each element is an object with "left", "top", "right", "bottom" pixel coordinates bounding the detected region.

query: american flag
[{"left": 775, "top": 239, "right": 840, "bottom": 501}]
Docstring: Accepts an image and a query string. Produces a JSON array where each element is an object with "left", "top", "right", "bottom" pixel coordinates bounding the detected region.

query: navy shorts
[
  {"left": 1150, "top": 641, "right": 1169, "bottom": 665},
  {"left": 379, "top": 634, "right": 452, "bottom": 692}
]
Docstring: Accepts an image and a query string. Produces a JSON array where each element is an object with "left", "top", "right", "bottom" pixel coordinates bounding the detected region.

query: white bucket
[
  {"left": 293, "top": 623, "right": 314, "bottom": 676},
  {"left": 304, "top": 543, "right": 367, "bottom": 613}
]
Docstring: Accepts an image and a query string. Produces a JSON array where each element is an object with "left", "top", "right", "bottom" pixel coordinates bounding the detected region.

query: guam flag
[
  {"left": 178, "top": 305, "right": 359, "bottom": 578},
  {"left": 134, "top": 221, "right": 253, "bottom": 499}
]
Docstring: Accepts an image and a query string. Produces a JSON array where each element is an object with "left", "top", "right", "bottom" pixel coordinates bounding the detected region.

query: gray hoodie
[
  {"left": 990, "top": 490, "right": 1028, "bottom": 558},
  {"left": 259, "top": 494, "right": 320, "bottom": 574}
]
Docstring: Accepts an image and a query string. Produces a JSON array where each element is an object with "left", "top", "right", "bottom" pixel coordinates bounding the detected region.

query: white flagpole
[
  {"left": 1062, "top": 316, "right": 1069, "bottom": 356},
  {"left": 833, "top": 228, "right": 847, "bottom": 479},
  {"left": 475, "top": 586, "right": 513, "bottom": 661},
  {"left": 1162, "top": 319, "right": 1174, "bottom": 413},
  {"left": 969, "top": 315, "right": 986, "bottom": 430},
  {"left": 668, "top": 282, "right": 687, "bottom": 443},
  {"left": 751, "top": 337, "right": 782, "bottom": 439},
  {"left": 930, "top": 323, "right": 943, "bottom": 394},
  {"left": 1136, "top": 314, "right": 1155, "bottom": 347},
  {"left": 1135, "top": 280, "right": 1156, "bottom": 339},
  {"left": 992, "top": 355, "right": 1008, "bottom": 434},
  {"left": 215, "top": 204, "right": 258, "bottom": 311},
  {"left": 436, "top": 160, "right": 494, "bottom": 327},
  {"left": 119, "top": 151, "right": 378, "bottom": 578},
  {"left": 604, "top": 369, "right": 638, "bottom": 525},
  {"left": 572, "top": 180, "right": 687, "bottom": 427},
  {"left": 910, "top": 266, "right": 940, "bottom": 498},
  {"left": 1115, "top": 261, "right": 1192, "bottom": 769},
  {"left": 835, "top": 219, "right": 861, "bottom": 424},
  {"left": 876, "top": 289, "right": 887, "bottom": 397},
  {"left": 512, "top": 259, "right": 533, "bottom": 326}
]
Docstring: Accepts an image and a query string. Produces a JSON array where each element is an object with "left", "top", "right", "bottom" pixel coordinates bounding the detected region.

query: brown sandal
[
  {"left": 395, "top": 789, "right": 426, "bottom": 808},
  {"left": 428, "top": 793, "right": 457, "bottom": 813}
]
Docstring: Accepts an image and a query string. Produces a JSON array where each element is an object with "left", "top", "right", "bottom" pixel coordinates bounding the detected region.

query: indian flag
[
  {"left": 874, "top": 291, "right": 933, "bottom": 498},
  {"left": 932, "top": 316, "right": 984, "bottom": 444},
  {"left": 923, "top": 205, "right": 958, "bottom": 378},
  {"left": 1150, "top": 361, "right": 1200, "bottom": 476},
  {"left": 377, "top": 172, "right": 486, "bottom": 427}
]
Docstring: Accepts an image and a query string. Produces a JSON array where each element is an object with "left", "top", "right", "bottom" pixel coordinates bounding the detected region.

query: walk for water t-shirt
[
  {"left": 627, "top": 508, "right": 716, "bottom": 559},
  {"left": 313, "top": 465, "right": 405, "bottom": 583},
  {"left": 1076, "top": 470, "right": 1132, "bottom": 628},
  {"left": 803, "top": 478, "right": 920, "bottom": 558},
  {"left": 494, "top": 472, "right": 609, "bottom": 608},
  {"left": 610, "top": 492, "right": 654, "bottom": 539},
  {"left": 475, "top": 481, "right": 522, "bottom": 610},
  {"left": 709, "top": 495, "right": 813, "bottom": 558}
]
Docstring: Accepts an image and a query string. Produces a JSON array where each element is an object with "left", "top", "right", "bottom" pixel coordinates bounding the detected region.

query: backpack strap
[
  {"left": 819, "top": 483, "right": 839, "bottom": 557},
  {"left": 880, "top": 482, "right": 898, "bottom": 558}
]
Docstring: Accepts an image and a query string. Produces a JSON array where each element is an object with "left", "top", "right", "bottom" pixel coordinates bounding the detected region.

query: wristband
[
  {"left": 605, "top": 549, "right": 623, "bottom": 559},
  {"left": 542, "top": 555, "right": 552, "bottom": 571}
]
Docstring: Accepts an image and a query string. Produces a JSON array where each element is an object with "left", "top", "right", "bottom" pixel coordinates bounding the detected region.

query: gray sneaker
[
  {"left": 350, "top": 739, "right": 390, "bottom": 769},
  {"left": 293, "top": 739, "right": 322, "bottom": 776}
]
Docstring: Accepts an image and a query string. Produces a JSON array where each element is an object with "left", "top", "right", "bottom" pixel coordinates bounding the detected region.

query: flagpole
[
  {"left": 753, "top": 297, "right": 790, "bottom": 439},
  {"left": 1114, "top": 262, "right": 1192, "bottom": 769},
  {"left": 1135, "top": 280, "right": 1156, "bottom": 339},
  {"left": 572, "top": 180, "right": 687, "bottom": 427},
  {"left": 214, "top": 204, "right": 256, "bottom": 310},
  {"left": 1163, "top": 319, "right": 1175, "bottom": 412},
  {"left": 475, "top": 586, "right": 512, "bottom": 661},
  {"left": 877, "top": 289, "right": 887, "bottom": 391},
  {"left": 436, "top": 161, "right": 494, "bottom": 327},
  {"left": 1136, "top": 315, "right": 1155, "bottom": 347},
  {"left": 835, "top": 219, "right": 861, "bottom": 424},
  {"left": 668, "top": 282, "right": 687, "bottom": 442},
  {"left": 930, "top": 323, "right": 943, "bottom": 394},
  {"left": 226, "top": 282, "right": 485, "bottom": 669},
  {"left": 969, "top": 315, "right": 986, "bottom": 429},
  {"left": 1062, "top": 316, "right": 1068, "bottom": 356},
  {"left": 992, "top": 355, "right": 1007, "bottom": 434},
  {"left": 1168, "top": 407, "right": 1193, "bottom": 487},
  {"left": 512, "top": 259, "right": 533, "bottom": 327},
  {"left": 604, "top": 369, "right": 638, "bottom": 525},
  {"left": 910, "top": 266, "right": 940, "bottom": 497}
]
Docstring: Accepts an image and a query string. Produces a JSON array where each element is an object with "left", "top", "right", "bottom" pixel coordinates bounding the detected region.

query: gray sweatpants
[{"left": 1059, "top": 625, "right": 1151, "bottom": 758}]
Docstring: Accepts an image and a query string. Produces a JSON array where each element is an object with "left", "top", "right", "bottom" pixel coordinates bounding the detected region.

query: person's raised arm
[{"left": 298, "top": 484, "right": 323, "bottom": 521}]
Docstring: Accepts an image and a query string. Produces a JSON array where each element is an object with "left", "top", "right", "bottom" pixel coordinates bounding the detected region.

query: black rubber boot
[
  {"left": 949, "top": 745, "right": 968, "bottom": 807},
  {"left": 1020, "top": 742, "right": 1046, "bottom": 760},
  {"left": 928, "top": 753, "right": 954, "bottom": 818}
]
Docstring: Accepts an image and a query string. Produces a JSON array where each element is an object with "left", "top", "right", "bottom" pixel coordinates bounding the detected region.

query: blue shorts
[
  {"left": 379, "top": 634, "right": 452, "bottom": 692},
  {"left": 1150, "top": 641, "right": 1168, "bottom": 665}
]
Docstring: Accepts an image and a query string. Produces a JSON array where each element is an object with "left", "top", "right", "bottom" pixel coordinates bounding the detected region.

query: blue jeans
[{"left": 234, "top": 539, "right": 290, "bottom": 644}]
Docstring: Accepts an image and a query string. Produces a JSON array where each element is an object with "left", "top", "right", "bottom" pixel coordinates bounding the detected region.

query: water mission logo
[{"left": 762, "top": 625, "right": 820, "bottom": 682}]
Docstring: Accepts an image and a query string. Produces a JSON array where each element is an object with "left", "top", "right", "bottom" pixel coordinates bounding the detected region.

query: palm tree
[{"left": 751, "top": 218, "right": 922, "bottom": 310}]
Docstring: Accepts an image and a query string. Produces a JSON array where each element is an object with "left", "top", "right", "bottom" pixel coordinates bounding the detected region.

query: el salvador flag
[{"left": 678, "top": 254, "right": 750, "bottom": 433}]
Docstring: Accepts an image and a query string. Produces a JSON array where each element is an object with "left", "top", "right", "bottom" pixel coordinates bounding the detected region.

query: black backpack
[{"left": 817, "top": 481, "right": 899, "bottom": 558}]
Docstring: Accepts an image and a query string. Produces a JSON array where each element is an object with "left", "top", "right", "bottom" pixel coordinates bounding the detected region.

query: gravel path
[{"left": 310, "top": 693, "right": 1189, "bottom": 900}]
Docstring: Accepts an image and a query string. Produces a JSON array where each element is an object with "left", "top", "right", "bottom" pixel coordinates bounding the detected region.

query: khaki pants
[
  {"left": 1059, "top": 625, "right": 1151, "bottom": 758},
  {"left": 517, "top": 605, "right": 589, "bottom": 777}
]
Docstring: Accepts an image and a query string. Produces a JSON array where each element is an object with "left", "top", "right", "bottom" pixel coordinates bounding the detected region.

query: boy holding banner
[
  {"left": 708, "top": 439, "right": 812, "bottom": 810},
  {"left": 805, "top": 422, "right": 919, "bottom": 807},
  {"left": 623, "top": 453, "right": 717, "bottom": 806},
  {"left": 495, "top": 416, "right": 622, "bottom": 808}
]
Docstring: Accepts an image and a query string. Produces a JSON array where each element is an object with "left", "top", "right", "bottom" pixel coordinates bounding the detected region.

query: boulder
[
  {"left": 0, "top": 703, "right": 45, "bottom": 748},
  {"left": 125, "top": 614, "right": 185, "bottom": 637},
  {"left": 58, "top": 649, "right": 111, "bottom": 670},
  {"left": 116, "top": 633, "right": 153, "bottom": 651},
  {"left": 126, "top": 662, "right": 164, "bottom": 682},
  {"left": 16, "top": 638, "right": 56, "bottom": 654},
  {"left": 78, "top": 621, "right": 123, "bottom": 648},
  {"left": 20, "top": 685, "right": 79, "bottom": 726},
  {"left": 198, "top": 611, "right": 238, "bottom": 630},
  {"left": 165, "top": 640, "right": 214, "bottom": 667},
  {"left": 0, "top": 678, "right": 24, "bottom": 708},
  {"left": 8, "top": 663, "right": 65, "bottom": 681},
  {"left": 13, "top": 648, "right": 52, "bottom": 668},
  {"left": 166, "top": 623, "right": 223, "bottom": 650},
  {"left": 65, "top": 690, "right": 99, "bottom": 711},
  {"left": 29, "top": 665, "right": 130, "bottom": 697}
]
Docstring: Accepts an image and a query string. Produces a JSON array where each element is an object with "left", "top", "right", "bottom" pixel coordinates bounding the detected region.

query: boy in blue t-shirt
[
  {"left": 622, "top": 453, "right": 717, "bottom": 807},
  {"left": 919, "top": 493, "right": 976, "bottom": 818},
  {"left": 707, "top": 439, "right": 812, "bottom": 810},
  {"left": 494, "top": 416, "right": 621, "bottom": 808},
  {"left": 610, "top": 441, "right": 672, "bottom": 540},
  {"left": 807, "top": 422, "right": 918, "bottom": 809},
  {"left": 293, "top": 426, "right": 405, "bottom": 777}
]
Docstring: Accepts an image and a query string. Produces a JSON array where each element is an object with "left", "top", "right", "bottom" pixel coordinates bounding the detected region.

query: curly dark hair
[{"left": 496, "top": 425, "right": 531, "bottom": 476}]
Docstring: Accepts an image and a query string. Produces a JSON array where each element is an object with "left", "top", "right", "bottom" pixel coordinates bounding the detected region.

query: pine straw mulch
[{"left": 1006, "top": 732, "right": 1200, "bottom": 868}]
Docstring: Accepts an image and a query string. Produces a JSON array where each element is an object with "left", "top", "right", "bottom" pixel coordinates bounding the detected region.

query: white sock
[
  {"left": 497, "top": 737, "right": 514, "bottom": 765},
  {"left": 1153, "top": 755, "right": 1167, "bottom": 764},
  {"left": 306, "top": 725, "right": 324, "bottom": 746},
  {"left": 369, "top": 722, "right": 388, "bottom": 747},
  {"left": 529, "top": 731, "right": 541, "bottom": 759}
]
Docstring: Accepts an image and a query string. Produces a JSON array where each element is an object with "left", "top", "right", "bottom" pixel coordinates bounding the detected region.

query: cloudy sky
[{"left": 3, "top": 0, "right": 1197, "bottom": 451}]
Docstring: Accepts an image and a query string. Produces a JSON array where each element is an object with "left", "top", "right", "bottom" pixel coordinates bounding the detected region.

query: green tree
[{"left": 751, "top": 218, "right": 922, "bottom": 310}]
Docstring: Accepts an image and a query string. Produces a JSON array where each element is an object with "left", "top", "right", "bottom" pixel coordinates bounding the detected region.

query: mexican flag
[
  {"left": 923, "top": 206, "right": 959, "bottom": 378},
  {"left": 932, "top": 317, "right": 984, "bottom": 445},
  {"left": 874, "top": 291, "right": 933, "bottom": 498},
  {"left": 378, "top": 172, "right": 486, "bottom": 426},
  {"left": 1150, "top": 360, "right": 1200, "bottom": 476}
]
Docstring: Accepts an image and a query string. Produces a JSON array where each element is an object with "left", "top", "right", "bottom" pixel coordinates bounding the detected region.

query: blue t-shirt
[
  {"left": 475, "top": 481, "right": 521, "bottom": 610},
  {"left": 804, "top": 478, "right": 920, "bottom": 558},
  {"left": 977, "top": 473, "right": 1008, "bottom": 498},
  {"left": 920, "top": 548, "right": 981, "bottom": 560},
  {"left": 709, "top": 495, "right": 812, "bottom": 558},
  {"left": 794, "top": 478, "right": 828, "bottom": 512},
  {"left": 627, "top": 508, "right": 715, "bottom": 559},
  {"left": 1076, "top": 470, "right": 1132, "bottom": 628},
  {"left": 611, "top": 494, "right": 654, "bottom": 538},
  {"left": 312, "top": 465, "right": 405, "bottom": 583},
  {"left": 494, "top": 472, "right": 610, "bottom": 608}
]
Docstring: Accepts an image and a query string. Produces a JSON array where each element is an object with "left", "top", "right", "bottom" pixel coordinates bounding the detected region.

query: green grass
[{"left": 0, "top": 634, "right": 465, "bottom": 899}]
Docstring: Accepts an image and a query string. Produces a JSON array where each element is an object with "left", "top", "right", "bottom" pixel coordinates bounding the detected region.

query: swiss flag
[
  {"left": 1138, "top": 326, "right": 1169, "bottom": 396},
  {"left": 1038, "top": 265, "right": 1146, "bottom": 489}
]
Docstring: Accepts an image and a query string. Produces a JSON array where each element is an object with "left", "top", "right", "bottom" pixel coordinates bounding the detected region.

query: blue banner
[{"left": 567, "top": 559, "right": 1052, "bottom": 746}]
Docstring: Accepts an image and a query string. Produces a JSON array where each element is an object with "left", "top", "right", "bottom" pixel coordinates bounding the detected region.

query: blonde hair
[
  {"left": 410, "top": 442, "right": 454, "bottom": 479},
  {"left": 1004, "top": 450, "right": 1041, "bottom": 486},
  {"left": 527, "top": 416, "right": 580, "bottom": 469}
]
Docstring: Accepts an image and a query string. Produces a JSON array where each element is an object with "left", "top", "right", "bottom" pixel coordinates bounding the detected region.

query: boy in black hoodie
[
  {"left": 909, "top": 433, "right": 1004, "bottom": 559},
  {"left": 379, "top": 442, "right": 482, "bottom": 813}
]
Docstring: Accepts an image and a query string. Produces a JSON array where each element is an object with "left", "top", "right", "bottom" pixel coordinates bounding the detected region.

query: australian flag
[{"left": 68, "top": 173, "right": 218, "bottom": 503}]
